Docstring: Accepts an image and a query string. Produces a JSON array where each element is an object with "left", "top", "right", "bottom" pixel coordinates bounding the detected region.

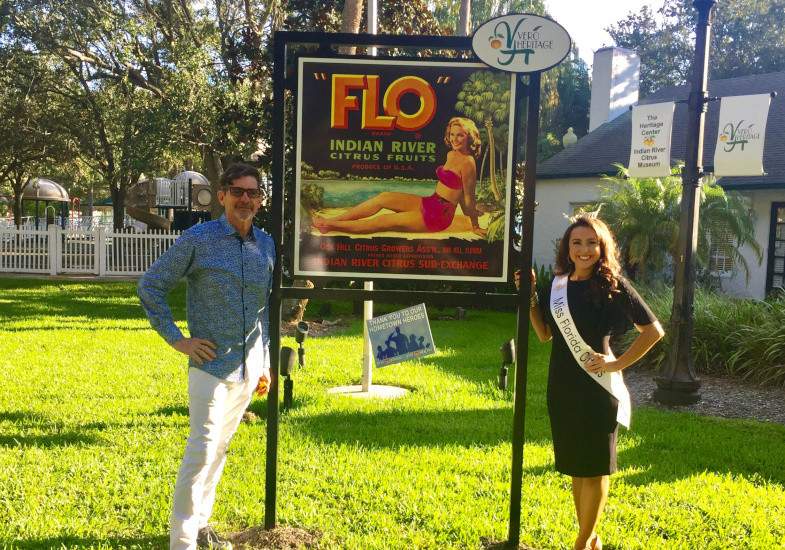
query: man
[{"left": 138, "top": 163, "right": 275, "bottom": 550}]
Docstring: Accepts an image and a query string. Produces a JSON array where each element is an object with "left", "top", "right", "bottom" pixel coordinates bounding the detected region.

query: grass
[{"left": 0, "top": 277, "right": 784, "bottom": 549}]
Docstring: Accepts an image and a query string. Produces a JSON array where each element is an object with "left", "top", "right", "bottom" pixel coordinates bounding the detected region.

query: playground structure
[
  {"left": 125, "top": 170, "right": 212, "bottom": 231},
  {"left": 20, "top": 178, "right": 70, "bottom": 229}
]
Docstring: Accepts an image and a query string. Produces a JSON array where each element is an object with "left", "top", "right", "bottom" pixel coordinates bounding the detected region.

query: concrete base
[{"left": 327, "top": 384, "right": 408, "bottom": 399}]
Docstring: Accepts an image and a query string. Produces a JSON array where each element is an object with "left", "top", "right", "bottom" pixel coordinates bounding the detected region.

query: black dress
[{"left": 539, "top": 276, "right": 657, "bottom": 477}]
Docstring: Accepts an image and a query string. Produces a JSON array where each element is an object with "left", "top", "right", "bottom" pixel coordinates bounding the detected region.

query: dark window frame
[{"left": 765, "top": 201, "right": 785, "bottom": 295}]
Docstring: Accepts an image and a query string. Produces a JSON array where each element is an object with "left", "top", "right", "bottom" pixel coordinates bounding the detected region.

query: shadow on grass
[
  {"left": 7, "top": 533, "right": 168, "bottom": 549},
  {"left": 151, "top": 404, "right": 189, "bottom": 418},
  {"left": 0, "top": 278, "right": 185, "bottom": 330},
  {"left": 0, "top": 410, "right": 108, "bottom": 448},
  {"left": 521, "top": 408, "right": 785, "bottom": 486},
  {"left": 0, "top": 432, "right": 100, "bottom": 448},
  {"left": 294, "top": 407, "right": 553, "bottom": 449},
  {"left": 0, "top": 410, "right": 47, "bottom": 423}
]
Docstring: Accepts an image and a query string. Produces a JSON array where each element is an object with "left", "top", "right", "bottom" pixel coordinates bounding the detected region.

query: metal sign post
[{"left": 471, "top": 14, "right": 572, "bottom": 546}]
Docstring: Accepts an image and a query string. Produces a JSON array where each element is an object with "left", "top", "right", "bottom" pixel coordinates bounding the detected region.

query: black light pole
[
  {"left": 508, "top": 71, "right": 540, "bottom": 546},
  {"left": 654, "top": 0, "right": 717, "bottom": 405}
]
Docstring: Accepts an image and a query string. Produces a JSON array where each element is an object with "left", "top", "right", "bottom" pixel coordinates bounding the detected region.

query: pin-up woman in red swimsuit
[{"left": 312, "top": 117, "right": 486, "bottom": 236}]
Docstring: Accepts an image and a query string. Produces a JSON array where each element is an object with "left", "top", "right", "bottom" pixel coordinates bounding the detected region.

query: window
[
  {"left": 569, "top": 202, "right": 594, "bottom": 217},
  {"left": 709, "top": 226, "right": 735, "bottom": 275}
]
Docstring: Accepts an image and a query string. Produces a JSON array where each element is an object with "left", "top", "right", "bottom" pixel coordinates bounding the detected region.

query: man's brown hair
[{"left": 219, "top": 163, "right": 260, "bottom": 188}]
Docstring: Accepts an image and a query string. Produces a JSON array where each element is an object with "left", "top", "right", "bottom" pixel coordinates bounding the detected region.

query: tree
[
  {"left": 586, "top": 165, "right": 762, "bottom": 283},
  {"left": 0, "top": 45, "right": 74, "bottom": 225},
  {"left": 607, "top": 0, "right": 785, "bottom": 97},
  {"left": 432, "top": 0, "right": 546, "bottom": 33},
  {"left": 457, "top": 0, "right": 471, "bottom": 36},
  {"left": 455, "top": 71, "right": 511, "bottom": 202},
  {"left": 339, "top": 0, "right": 363, "bottom": 55},
  {"left": 6, "top": 0, "right": 193, "bottom": 227}
]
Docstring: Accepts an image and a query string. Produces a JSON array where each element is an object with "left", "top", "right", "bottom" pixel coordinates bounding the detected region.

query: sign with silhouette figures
[{"left": 366, "top": 304, "right": 435, "bottom": 367}]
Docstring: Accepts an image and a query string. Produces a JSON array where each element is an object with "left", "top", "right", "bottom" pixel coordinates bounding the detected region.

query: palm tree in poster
[{"left": 455, "top": 71, "right": 511, "bottom": 203}]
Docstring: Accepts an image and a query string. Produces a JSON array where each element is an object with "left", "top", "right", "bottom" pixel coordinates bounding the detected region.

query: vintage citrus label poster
[{"left": 294, "top": 57, "right": 515, "bottom": 281}]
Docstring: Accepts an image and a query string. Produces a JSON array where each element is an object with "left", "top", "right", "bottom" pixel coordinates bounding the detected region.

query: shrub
[{"left": 626, "top": 286, "right": 785, "bottom": 387}]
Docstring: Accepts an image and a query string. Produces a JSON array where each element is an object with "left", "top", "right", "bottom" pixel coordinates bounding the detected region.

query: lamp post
[{"left": 654, "top": 0, "right": 717, "bottom": 405}]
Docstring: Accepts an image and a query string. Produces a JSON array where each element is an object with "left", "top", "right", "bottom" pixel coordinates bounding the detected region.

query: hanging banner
[
  {"left": 713, "top": 94, "right": 771, "bottom": 177},
  {"left": 294, "top": 57, "right": 516, "bottom": 282},
  {"left": 627, "top": 102, "right": 675, "bottom": 178},
  {"left": 366, "top": 304, "right": 435, "bottom": 368}
]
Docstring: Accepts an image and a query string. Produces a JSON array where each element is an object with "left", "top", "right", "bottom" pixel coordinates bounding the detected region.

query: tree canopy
[
  {"left": 607, "top": 0, "right": 785, "bottom": 97},
  {"left": 0, "top": 0, "right": 594, "bottom": 226}
]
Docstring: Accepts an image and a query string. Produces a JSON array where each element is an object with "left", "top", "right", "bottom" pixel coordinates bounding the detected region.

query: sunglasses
[{"left": 225, "top": 186, "right": 262, "bottom": 199}]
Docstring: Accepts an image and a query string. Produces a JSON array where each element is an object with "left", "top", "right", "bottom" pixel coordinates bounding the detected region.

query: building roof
[{"left": 539, "top": 70, "right": 785, "bottom": 190}]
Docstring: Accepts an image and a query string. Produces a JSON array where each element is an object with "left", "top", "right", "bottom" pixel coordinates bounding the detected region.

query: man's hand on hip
[
  {"left": 256, "top": 368, "right": 271, "bottom": 396},
  {"left": 172, "top": 338, "right": 217, "bottom": 365}
]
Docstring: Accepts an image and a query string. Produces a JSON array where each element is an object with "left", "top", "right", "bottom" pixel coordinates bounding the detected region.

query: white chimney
[{"left": 589, "top": 47, "right": 640, "bottom": 132}]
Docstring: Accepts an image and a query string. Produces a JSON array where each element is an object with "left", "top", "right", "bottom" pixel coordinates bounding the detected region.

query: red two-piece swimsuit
[{"left": 420, "top": 166, "right": 461, "bottom": 232}]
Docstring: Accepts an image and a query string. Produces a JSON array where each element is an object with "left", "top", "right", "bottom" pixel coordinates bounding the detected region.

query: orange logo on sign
[{"left": 331, "top": 74, "right": 437, "bottom": 132}]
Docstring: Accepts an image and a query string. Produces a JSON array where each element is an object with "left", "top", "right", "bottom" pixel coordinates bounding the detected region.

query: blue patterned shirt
[{"left": 138, "top": 215, "right": 275, "bottom": 382}]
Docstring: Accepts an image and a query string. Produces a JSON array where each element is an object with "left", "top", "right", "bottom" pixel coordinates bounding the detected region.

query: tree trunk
[
  {"left": 202, "top": 144, "right": 224, "bottom": 220},
  {"left": 282, "top": 279, "right": 315, "bottom": 323},
  {"left": 457, "top": 0, "right": 471, "bottom": 36},
  {"left": 338, "top": 0, "right": 364, "bottom": 55},
  {"left": 485, "top": 120, "right": 501, "bottom": 202},
  {"left": 111, "top": 185, "right": 126, "bottom": 230},
  {"left": 479, "top": 146, "right": 487, "bottom": 188},
  {"left": 13, "top": 197, "right": 21, "bottom": 227},
  {"left": 12, "top": 177, "right": 24, "bottom": 227}
]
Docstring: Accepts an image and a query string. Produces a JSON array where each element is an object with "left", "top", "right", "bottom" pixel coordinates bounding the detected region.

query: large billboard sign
[{"left": 294, "top": 57, "right": 516, "bottom": 282}]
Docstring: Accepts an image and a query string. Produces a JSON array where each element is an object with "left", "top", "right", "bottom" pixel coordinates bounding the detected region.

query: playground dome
[
  {"left": 173, "top": 171, "right": 209, "bottom": 186},
  {"left": 21, "top": 178, "right": 69, "bottom": 202}
]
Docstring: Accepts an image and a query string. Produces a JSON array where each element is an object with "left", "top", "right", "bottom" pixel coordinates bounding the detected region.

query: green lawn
[{"left": 0, "top": 278, "right": 784, "bottom": 549}]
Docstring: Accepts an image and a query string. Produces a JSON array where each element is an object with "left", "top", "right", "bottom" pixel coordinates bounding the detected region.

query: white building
[{"left": 535, "top": 48, "right": 785, "bottom": 300}]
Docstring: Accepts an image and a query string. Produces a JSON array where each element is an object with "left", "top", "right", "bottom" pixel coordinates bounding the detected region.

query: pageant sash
[{"left": 550, "top": 275, "right": 632, "bottom": 428}]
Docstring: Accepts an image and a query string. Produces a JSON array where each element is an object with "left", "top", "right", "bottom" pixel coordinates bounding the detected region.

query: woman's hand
[
  {"left": 585, "top": 353, "right": 624, "bottom": 374},
  {"left": 513, "top": 269, "right": 537, "bottom": 294}
]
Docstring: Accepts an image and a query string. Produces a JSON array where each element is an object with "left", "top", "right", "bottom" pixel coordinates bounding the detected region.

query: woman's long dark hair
[{"left": 555, "top": 216, "right": 623, "bottom": 301}]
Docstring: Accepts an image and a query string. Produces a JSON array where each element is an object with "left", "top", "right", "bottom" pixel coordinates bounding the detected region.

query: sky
[{"left": 545, "top": 0, "right": 663, "bottom": 68}]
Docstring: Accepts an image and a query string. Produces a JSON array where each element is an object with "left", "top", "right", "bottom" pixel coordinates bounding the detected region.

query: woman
[
  {"left": 312, "top": 117, "right": 486, "bottom": 236},
  {"left": 516, "top": 216, "right": 664, "bottom": 550}
]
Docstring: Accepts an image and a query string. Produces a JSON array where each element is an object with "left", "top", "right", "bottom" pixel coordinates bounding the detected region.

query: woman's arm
[
  {"left": 458, "top": 160, "right": 484, "bottom": 235},
  {"left": 587, "top": 321, "right": 664, "bottom": 374},
  {"left": 530, "top": 301, "right": 552, "bottom": 343}
]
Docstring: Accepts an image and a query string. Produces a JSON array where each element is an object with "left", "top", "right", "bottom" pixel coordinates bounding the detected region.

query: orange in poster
[{"left": 331, "top": 74, "right": 437, "bottom": 132}]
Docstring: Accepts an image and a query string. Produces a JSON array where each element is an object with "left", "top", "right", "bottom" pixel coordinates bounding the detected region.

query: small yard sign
[{"left": 366, "top": 304, "right": 435, "bottom": 367}]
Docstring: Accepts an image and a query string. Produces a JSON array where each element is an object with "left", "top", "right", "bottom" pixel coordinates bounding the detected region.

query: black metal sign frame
[{"left": 268, "top": 30, "right": 543, "bottom": 547}]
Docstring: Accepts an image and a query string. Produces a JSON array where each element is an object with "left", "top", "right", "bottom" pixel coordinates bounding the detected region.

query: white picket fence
[{"left": 0, "top": 226, "right": 181, "bottom": 276}]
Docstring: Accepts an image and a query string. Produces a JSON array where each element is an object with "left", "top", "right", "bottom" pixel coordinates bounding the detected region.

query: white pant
[{"left": 170, "top": 367, "right": 259, "bottom": 550}]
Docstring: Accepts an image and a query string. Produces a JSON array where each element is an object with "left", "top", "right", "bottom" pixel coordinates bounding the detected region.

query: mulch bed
[
  {"left": 229, "top": 526, "right": 321, "bottom": 549},
  {"left": 281, "top": 319, "right": 348, "bottom": 338},
  {"left": 481, "top": 537, "right": 541, "bottom": 550},
  {"left": 625, "top": 367, "right": 785, "bottom": 425}
]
